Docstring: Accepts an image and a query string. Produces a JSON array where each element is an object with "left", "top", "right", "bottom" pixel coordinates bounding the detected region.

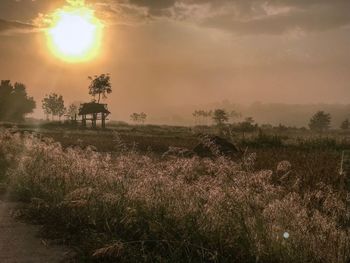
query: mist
[{"left": 0, "top": 0, "right": 349, "bottom": 125}]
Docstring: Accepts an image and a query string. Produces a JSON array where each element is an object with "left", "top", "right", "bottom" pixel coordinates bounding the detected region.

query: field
[{"left": 0, "top": 123, "right": 349, "bottom": 263}]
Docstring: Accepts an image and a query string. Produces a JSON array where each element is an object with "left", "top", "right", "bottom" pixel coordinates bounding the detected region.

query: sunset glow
[{"left": 46, "top": 6, "right": 103, "bottom": 63}]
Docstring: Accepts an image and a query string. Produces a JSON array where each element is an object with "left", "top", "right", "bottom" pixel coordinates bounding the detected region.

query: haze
[{"left": 1, "top": 0, "right": 349, "bottom": 125}]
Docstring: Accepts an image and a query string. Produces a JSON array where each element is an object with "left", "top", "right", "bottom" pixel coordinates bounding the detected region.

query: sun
[{"left": 46, "top": 5, "right": 103, "bottom": 63}]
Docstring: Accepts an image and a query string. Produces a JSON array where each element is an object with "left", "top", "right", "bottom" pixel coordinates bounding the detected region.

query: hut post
[
  {"left": 92, "top": 113, "right": 97, "bottom": 128},
  {"left": 102, "top": 112, "right": 106, "bottom": 129},
  {"left": 82, "top": 114, "right": 86, "bottom": 127}
]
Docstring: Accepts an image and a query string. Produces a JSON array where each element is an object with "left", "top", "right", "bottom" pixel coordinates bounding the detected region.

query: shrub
[
  {"left": 241, "top": 131, "right": 284, "bottom": 148},
  {"left": 0, "top": 131, "right": 348, "bottom": 262}
]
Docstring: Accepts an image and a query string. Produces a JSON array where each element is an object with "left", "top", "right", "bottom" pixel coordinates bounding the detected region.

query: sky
[{"left": 0, "top": 0, "right": 350, "bottom": 123}]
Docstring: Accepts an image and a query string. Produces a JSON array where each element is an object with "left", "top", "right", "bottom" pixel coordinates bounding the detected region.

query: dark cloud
[
  {"left": 3, "top": 0, "right": 349, "bottom": 35},
  {"left": 201, "top": 2, "right": 350, "bottom": 35},
  {"left": 108, "top": 0, "right": 350, "bottom": 35},
  {"left": 128, "top": 0, "right": 175, "bottom": 9},
  {"left": 0, "top": 18, "right": 36, "bottom": 34},
  {"left": 1, "top": 0, "right": 350, "bottom": 35},
  {"left": 200, "top": 0, "right": 350, "bottom": 35}
]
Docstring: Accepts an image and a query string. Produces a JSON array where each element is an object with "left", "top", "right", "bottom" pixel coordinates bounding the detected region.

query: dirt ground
[{"left": 0, "top": 193, "right": 70, "bottom": 263}]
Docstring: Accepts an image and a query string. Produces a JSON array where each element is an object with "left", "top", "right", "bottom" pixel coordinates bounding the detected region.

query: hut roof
[{"left": 79, "top": 103, "right": 110, "bottom": 115}]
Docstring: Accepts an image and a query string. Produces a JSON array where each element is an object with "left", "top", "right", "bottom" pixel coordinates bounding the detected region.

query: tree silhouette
[
  {"left": 212, "top": 109, "right": 229, "bottom": 126},
  {"left": 192, "top": 110, "right": 200, "bottom": 125},
  {"left": 130, "top": 112, "right": 147, "bottom": 124},
  {"left": 237, "top": 117, "right": 257, "bottom": 139},
  {"left": 341, "top": 119, "right": 349, "bottom": 130},
  {"left": 42, "top": 93, "right": 66, "bottom": 121},
  {"left": 66, "top": 102, "right": 80, "bottom": 121},
  {"left": 309, "top": 111, "right": 331, "bottom": 132},
  {"left": 130, "top": 113, "right": 139, "bottom": 123},
  {"left": 239, "top": 117, "right": 256, "bottom": 131},
  {"left": 0, "top": 80, "right": 36, "bottom": 122},
  {"left": 139, "top": 112, "right": 147, "bottom": 124},
  {"left": 88, "top": 74, "right": 112, "bottom": 103}
]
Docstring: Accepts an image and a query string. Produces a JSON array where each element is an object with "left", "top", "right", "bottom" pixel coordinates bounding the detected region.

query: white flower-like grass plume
[{"left": 0, "top": 130, "right": 348, "bottom": 262}]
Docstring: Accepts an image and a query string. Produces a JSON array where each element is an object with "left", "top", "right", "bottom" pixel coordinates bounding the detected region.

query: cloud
[
  {"left": 99, "top": 0, "right": 350, "bottom": 35},
  {"left": 0, "top": 18, "right": 37, "bottom": 34},
  {"left": 94, "top": 1, "right": 150, "bottom": 26},
  {"left": 3, "top": 0, "right": 350, "bottom": 35},
  {"left": 199, "top": 0, "right": 350, "bottom": 35}
]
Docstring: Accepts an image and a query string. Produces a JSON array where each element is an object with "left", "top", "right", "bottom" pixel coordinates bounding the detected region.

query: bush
[
  {"left": 241, "top": 131, "right": 284, "bottom": 148},
  {"left": 0, "top": 131, "right": 348, "bottom": 262},
  {"left": 296, "top": 137, "right": 340, "bottom": 150}
]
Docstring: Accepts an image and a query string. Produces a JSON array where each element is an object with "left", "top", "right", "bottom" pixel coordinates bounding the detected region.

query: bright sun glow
[{"left": 46, "top": 5, "right": 103, "bottom": 63}]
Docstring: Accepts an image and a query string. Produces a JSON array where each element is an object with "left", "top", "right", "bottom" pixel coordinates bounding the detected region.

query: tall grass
[{"left": 0, "top": 130, "right": 349, "bottom": 262}]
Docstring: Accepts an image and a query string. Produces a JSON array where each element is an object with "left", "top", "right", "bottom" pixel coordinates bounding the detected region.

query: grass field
[{"left": 0, "top": 123, "right": 349, "bottom": 262}]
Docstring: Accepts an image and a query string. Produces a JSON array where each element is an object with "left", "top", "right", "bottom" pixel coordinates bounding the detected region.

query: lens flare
[
  {"left": 46, "top": 5, "right": 103, "bottom": 63},
  {"left": 283, "top": 232, "right": 290, "bottom": 239}
]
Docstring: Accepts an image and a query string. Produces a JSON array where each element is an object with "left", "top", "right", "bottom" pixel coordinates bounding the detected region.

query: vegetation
[
  {"left": 236, "top": 117, "right": 257, "bottom": 137},
  {"left": 130, "top": 112, "right": 147, "bottom": 124},
  {"left": 66, "top": 102, "right": 80, "bottom": 120},
  {"left": 192, "top": 110, "right": 213, "bottom": 125},
  {"left": 0, "top": 80, "right": 36, "bottom": 122},
  {"left": 212, "top": 109, "right": 229, "bottom": 126},
  {"left": 309, "top": 111, "right": 331, "bottom": 132},
  {"left": 42, "top": 93, "right": 66, "bottom": 120},
  {"left": 88, "top": 74, "right": 112, "bottom": 103},
  {"left": 0, "top": 75, "right": 349, "bottom": 262},
  {"left": 341, "top": 119, "right": 349, "bottom": 130},
  {"left": 0, "top": 129, "right": 348, "bottom": 263}
]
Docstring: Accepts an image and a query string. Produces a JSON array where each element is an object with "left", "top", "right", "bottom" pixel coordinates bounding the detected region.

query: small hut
[{"left": 79, "top": 102, "right": 110, "bottom": 128}]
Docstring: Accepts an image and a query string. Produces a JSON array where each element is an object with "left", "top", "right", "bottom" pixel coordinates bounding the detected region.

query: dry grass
[{"left": 0, "top": 130, "right": 349, "bottom": 262}]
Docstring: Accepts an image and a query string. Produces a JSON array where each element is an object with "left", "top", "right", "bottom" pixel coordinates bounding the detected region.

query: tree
[
  {"left": 57, "top": 97, "right": 66, "bottom": 120},
  {"left": 130, "top": 112, "right": 147, "bottom": 124},
  {"left": 309, "top": 111, "right": 331, "bottom": 132},
  {"left": 130, "top": 113, "right": 140, "bottom": 124},
  {"left": 42, "top": 93, "right": 66, "bottom": 121},
  {"left": 139, "top": 112, "right": 147, "bottom": 124},
  {"left": 88, "top": 74, "right": 112, "bottom": 103},
  {"left": 237, "top": 117, "right": 257, "bottom": 138},
  {"left": 212, "top": 109, "right": 229, "bottom": 126},
  {"left": 66, "top": 102, "right": 80, "bottom": 120},
  {"left": 341, "top": 119, "right": 350, "bottom": 130},
  {"left": 0, "top": 80, "right": 36, "bottom": 122},
  {"left": 192, "top": 110, "right": 200, "bottom": 125}
]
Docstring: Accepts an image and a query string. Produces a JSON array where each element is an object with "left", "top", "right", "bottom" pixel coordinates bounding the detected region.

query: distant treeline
[
  {"left": 155, "top": 101, "right": 350, "bottom": 127},
  {"left": 236, "top": 102, "right": 350, "bottom": 128}
]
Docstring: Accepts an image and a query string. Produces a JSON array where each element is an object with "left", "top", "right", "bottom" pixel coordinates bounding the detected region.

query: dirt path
[{"left": 0, "top": 194, "right": 70, "bottom": 263}]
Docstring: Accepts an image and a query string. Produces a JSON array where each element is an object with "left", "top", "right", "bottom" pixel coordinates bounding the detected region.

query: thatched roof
[{"left": 79, "top": 103, "right": 110, "bottom": 115}]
